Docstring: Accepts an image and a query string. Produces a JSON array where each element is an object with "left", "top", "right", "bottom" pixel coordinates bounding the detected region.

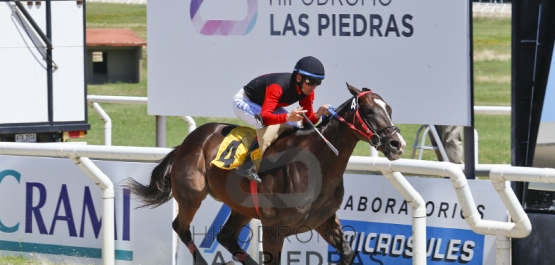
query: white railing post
[
  {"left": 495, "top": 233, "right": 511, "bottom": 265},
  {"left": 87, "top": 95, "right": 197, "bottom": 145},
  {"left": 474, "top": 128, "right": 479, "bottom": 162},
  {"left": 89, "top": 102, "right": 112, "bottom": 146},
  {"left": 382, "top": 171, "right": 427, "bottom": 265},
  {"left": 181, "top": 116, "right": 197, "bottom": 134},
  {"left": 71, "top": 156, "right": 115, "bottom": 265}
]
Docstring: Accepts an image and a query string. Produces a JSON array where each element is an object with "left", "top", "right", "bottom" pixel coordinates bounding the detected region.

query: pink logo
[{"left": 190, "top": 0, "right": 258, "bottom": 35}]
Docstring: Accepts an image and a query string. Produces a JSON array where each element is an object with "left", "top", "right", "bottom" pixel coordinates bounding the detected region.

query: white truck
[{"left": 0, "top": 0, "right": 89, "bottom": 142}]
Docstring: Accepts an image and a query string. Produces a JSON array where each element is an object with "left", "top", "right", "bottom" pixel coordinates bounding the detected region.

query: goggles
[{"left": 303, "top": 76, "right": 322, "bottom": 86}]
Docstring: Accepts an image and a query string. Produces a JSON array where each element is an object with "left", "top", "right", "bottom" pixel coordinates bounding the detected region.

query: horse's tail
[{"left": 125, "top": 147, "right": 178, "bottom": 208}]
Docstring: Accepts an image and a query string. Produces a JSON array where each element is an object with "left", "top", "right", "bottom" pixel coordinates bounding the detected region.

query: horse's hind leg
[
  {"left": 173, "top": 207, "right": 209, "bottom": 265},
  {"left": 172, "top": 172, "right": 210, "bottom": 265},
  {"left": 316, "top": 214, "right": 354, "bottom": 265},
  {"left": 217, "top": 211, "right": 258, "bottom": 265}
]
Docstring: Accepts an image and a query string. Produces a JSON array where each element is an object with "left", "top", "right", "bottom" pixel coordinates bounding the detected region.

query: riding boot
[{"left": 236, "top": 139, "right": 262, "bottom": 183}]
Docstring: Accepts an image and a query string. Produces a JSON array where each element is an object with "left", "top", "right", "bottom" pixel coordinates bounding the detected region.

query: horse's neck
[
  {"left": 319, "top": 118, "right": 360, "bottom": 166},
  {"left": 326, "top": 115, "right": 359, "bottom": 145}
]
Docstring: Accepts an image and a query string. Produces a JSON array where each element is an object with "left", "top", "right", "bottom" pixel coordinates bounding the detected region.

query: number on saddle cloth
[{"left": 211, "top": 126, "right": 262, "bottom": 170}]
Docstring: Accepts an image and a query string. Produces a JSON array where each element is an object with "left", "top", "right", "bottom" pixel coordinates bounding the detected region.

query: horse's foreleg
[
  {"left": 316, "top": 214, "right": 354, "bottom": 265},
  {"left": 217, "top": 211, "right": 258, "bottom": 265}
]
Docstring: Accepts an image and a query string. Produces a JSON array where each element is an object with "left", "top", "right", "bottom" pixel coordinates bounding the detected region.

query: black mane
[
  {"left": 280, "top": 93, "right": 357, "bottom": 139},
  {"left": 316, "top": 95, "right": 354, "bottom": 129}
]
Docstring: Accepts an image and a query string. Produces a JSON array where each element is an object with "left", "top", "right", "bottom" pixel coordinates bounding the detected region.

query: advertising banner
[
  {"left": 0, "top": 156, "right": 174, "bottom": 265},
  {"left": 0, "top": 156, "right": 505, "bottom": 264},
  {"left": 148, "top": 0, "right": 472, "bottom": 126},
  {"left": 177, "top": 174, "right": 505, "bottom": 264}
]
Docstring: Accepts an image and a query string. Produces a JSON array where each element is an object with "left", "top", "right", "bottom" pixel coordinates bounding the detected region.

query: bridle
[{"left": 327, "top": 90, "right": 399, "bottom": 148}]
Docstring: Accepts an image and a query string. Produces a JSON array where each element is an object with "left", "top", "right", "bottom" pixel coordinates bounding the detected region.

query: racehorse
[{"left": 125, "top": 83, "right": 406, "bottom": 265}]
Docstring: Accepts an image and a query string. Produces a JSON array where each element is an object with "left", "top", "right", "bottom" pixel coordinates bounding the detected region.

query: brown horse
[{"left": 125, "top": 83, "right": 405, "bottom": 265}]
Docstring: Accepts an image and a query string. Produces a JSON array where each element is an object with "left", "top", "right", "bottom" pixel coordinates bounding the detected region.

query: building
[{"left": 86, "top": 28, "right": 146, "bottom": 84}]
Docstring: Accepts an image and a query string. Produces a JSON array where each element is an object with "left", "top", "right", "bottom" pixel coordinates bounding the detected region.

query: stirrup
[
  {"left": 236, "top": 164, "right": 262, "bottom": 183},
  {"left": 246, "top": 172, "right": 261, "bottom": 183}
]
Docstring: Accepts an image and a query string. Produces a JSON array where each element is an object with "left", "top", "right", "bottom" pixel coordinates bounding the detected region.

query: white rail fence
[
  {"left": 87, "top": 95, "right": 196, "bottom": 146},
  {"left": 87, "top": 95, "right": 510, "bottom": 164},
  {"left": 0, "top": 142, "right": 543, "bottom": 265},
  {"left": 473, "top": 3, "right": 512, "bottom": 18}
]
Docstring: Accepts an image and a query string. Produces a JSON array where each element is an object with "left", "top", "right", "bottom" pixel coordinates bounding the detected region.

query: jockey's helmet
[{"left": 294, "top": 56, "right": 325, "bottom": 81}]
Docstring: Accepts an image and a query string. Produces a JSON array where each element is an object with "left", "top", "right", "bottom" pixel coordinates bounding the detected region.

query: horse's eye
[{"left": 361, "top": 107, "right": 374, "bottom": 115}]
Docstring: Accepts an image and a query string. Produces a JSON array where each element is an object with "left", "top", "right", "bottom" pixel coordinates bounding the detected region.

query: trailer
[{"left": 0, "top": 0, "right": 89, "bottom": 142}]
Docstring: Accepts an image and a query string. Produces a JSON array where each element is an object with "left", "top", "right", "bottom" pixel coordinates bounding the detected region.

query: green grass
[
  {"left": 80, "top": 2, "right": 513, "bottom": 164},
  {"left": 0, "top": 255, "right": 28, "bottom": 265},
  {"left": 475, "top": 60, "right": 510, "bottom": 77},
  {"left": 475, "top": 115, "right": 512, "bottom": 164},
  {"left": 473, "top": 18, "right": 512, "bottom": 54},
  {"left": 0, "top": 254, "right": 61, "bottom": 265},
  {"left": 86, "top": 3, "right": 147, "bottom": 40},
  {"left": 474, "top": 82, "right": 512, "bottom": 106}
]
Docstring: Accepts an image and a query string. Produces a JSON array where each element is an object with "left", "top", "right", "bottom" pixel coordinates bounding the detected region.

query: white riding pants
[{"left": 232, "top": 88, "right": 298, "bottom": 129}]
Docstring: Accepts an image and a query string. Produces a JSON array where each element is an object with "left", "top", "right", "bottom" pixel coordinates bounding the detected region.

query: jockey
[{"left": 232, "top": 56, "right": 331, "bottom": 183}]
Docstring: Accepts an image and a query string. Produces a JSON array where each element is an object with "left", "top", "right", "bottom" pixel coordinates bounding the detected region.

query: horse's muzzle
[{"left": 384, "top": 138, "right": 405, "bottom": 160}]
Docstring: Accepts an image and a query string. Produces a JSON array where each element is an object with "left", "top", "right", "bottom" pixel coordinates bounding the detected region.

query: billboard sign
[{"left": 148, "top": 0, "right": 472, "bottom": 126}]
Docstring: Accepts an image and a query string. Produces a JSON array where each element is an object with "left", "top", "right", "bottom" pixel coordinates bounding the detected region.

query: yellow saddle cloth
[{"left": 211, "top": 126, "right": 262, "bottom": 170}]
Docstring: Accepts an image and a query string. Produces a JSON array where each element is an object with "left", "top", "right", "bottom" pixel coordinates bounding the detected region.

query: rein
[{"left": 327, "top": 90, "right": 397, "bottom": 147}]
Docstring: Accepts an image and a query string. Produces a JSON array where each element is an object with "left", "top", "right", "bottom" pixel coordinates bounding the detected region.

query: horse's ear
[
  {"left": 362, "top": 87, "right": 371, "bottom": 92},
  {"left": 346, "top": 82, "right": 361, "bottom": 96}
]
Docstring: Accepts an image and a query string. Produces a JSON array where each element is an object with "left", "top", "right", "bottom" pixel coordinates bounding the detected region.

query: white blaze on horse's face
[
  {"left": 374, "top": 98, "right": 407, "bottom": 150},
  {"left": 373, "top": 99, "right": 393, "bottom": 124}
]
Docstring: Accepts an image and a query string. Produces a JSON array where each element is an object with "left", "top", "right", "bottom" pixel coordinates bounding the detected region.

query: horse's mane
[
  {"left": 316, "top": 87, "right": 376, "bottom": 130},
  {"left": 295, "top": 126, "right": 313, "bottom": 135},
  {"left": 276, "top": 96, "right": 353, "bottom": 142},
  {"left": 278, "top": 122, "right": 318, "bottom": 141},
  {"left": 315, "top": 96, "right": 353, "bottom": 129},
  {"left": 277, "top": 93, "right": 357, "bottom": 139}
]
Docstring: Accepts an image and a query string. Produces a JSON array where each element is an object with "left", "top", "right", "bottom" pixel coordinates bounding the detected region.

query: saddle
[{"left": 210, "top": 126, "right": 262, "bottom": 170}]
